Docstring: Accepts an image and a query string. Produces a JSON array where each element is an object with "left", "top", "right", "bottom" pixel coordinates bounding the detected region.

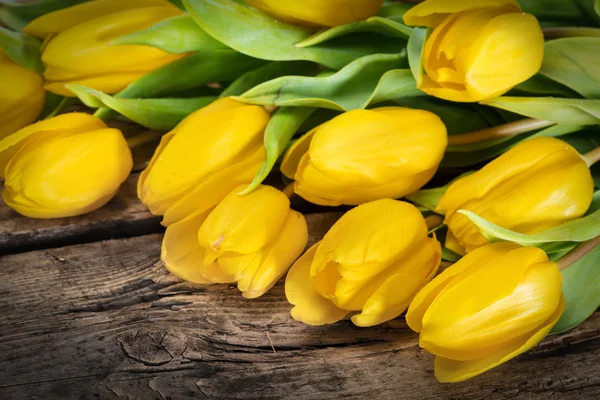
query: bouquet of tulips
[{"left": 1, "top": 0, "right": 600, "bottom": 383}]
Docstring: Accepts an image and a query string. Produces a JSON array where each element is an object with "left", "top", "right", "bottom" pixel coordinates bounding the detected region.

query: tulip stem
[
  {"left": 556, "top": 236, "right": 600, "bottom": 271},
  {"left": 543, "top": 27, "right": 600, "bottom": 39},
  {"left": 425, "top": 214, "right": 444, "bottom": 231},
  {"left": 583, "top": 146, "right": 600, "bottom": 167},
  {"left": 126, "top": 131, "right": 163, "bottom": 149},
  {"left": 283, "top": 182, "right": 295, "bottom": 199},
  {"left": 447, "top": 119, "right": 554, "bottom": 146}
]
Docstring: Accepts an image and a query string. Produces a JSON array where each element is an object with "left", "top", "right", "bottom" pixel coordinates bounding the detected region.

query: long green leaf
[
  {"left": 406, "top": 172, "right": 475, "bottom": 212},
  {"left": 238, "top": 53, "right": 417, "bottom": 111},
  {"left": 512, "top": 74, "right": 581, "bottom": 98},
  {"left": 407, "top": 27, "right": 428, "bottom": 86},
  {"left": 182, "top": 0, "right": 405, "bottom": 69},
  {"left": 0, "top": 27, "right": 43, "bottom": 73},
  {"left": 240, "top": 107, "right": 315, "bottom": 194},
  {"left": 221, "top": 61, "right": 318, "bottom": 97},
  {"left": 551, "top": 244, "right": 600, "bottom": 333},
  {"left": 539, "top": 37, "right": 600, "bottom": 99},
  {"left": 114, "top": 15, "right": 227, "bottom": 54},
  {"left": 68, "top": 84, "right": 215, "bottom": 130},
  {"left": 482, "top": 97, "right": 600, "bottom": 124},
  {"left": 459, "top": 209, "right": 600, "bottom": 249}
]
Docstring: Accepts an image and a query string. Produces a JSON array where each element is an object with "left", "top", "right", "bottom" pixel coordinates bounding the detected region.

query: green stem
[
  {"left": 557, "top": 236, "right": 600, "bottom": 271},
  {"left": 447, "top": 119, "right": 554, "bottom": 146},
  {"left": 93, "top": 107, "right": 116, "bottom": 121},
  {"left": 583, "top": 146, "right": 600, "bottom": 167},
  {"left": 543, "top": 27, "right": 600, "bottom": 39}
]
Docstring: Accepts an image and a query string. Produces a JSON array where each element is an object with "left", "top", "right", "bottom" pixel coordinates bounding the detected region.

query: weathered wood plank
[{"left": 0, "top": 231, "right": 598, "bottom": 399}]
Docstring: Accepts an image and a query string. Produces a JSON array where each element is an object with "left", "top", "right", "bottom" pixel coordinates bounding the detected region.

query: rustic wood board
[{"left": 0, "top": 230, "right": 599, "bottom": 399}]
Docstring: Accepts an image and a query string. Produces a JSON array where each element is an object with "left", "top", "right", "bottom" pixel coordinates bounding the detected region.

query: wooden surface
[{"left": 0, "top": 177, "right": 599, "bottom": 399}]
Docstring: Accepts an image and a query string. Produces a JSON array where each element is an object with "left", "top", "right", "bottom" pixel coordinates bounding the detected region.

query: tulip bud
[
  {"left": 0, "top": 51, "right": 45, "bottom": 140},
  {"left": 23, "top": 0, "right": 185, "bottom": 96},
  {"left": 244, "top": 0, "right": 384, "bottom": 27},
  {"left": 162, "top": 184, "right": 308, "bottom": 298},
  {"left": 0, "top": 113, "right": 133, "bottom": 218},
  {"left": 403, "top": 0, "right": 544, "bottom": 102},
  {"left": 437, "top": 137, "right": 594, "bottom": 255},
  {"left": 138, "top": 97, "right": 269, "bottom": 226},
  {"left": 285, "top": 199, "right": 441, "bottom": 327},
  {"left": 280, "top": 107, "right": 447, "bottom": 206},
  {"left": 406, "top": 242, "right": 564, "bottom": 382}
]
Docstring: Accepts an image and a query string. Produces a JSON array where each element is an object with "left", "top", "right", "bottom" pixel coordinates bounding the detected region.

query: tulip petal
[
  {"left": 280, "top": 126, "right": 317, "bottom": 179},
  {"left": 285, "top": 243, "right": 349, "bottom": 325},
  {"left": 406, "top": 241, "right": 520, "bottom": 332},
  {"left": 243, "top": 210, "right": 308, "bottom": 298},
  {"left": 403, "top": 0, "right": 520, "bottom": 28},
  {"left": 23, "top": 0, "right": 179, "bottom": 38},
  {"left": 198, "top": 185, "right": 290, "bottom": 255},
  {"left": 161, "top": 144, "right": 265, "bottom": 226},
  {"left": 137, "top": 132, "right": 175, "bottom": 213},
  {"left": 434, "top": 296, "right": 565, "bottom": 383}
]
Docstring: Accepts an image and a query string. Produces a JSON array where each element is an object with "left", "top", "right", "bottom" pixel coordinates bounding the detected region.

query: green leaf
[
  {"left": 517, "top": 0, "right": 583, "bottom": 22},
  {"left": 296, "top": 17, "right": 411, "bottom": 48},
  {"left": 596, "top": 0, "right": 600, "bottom": 16},
  {"left": 377, "top": 2, "right": 413, "bottom": 20},
  {"left": 221, "top": 61, "right": 318, "bottom": 97},
  {"left": 0, "top": 0, "right": 88, "bottom": 31},
  {"left": 551, "top": 244, "right": 600, "bottom": 333},
  {"left": 68, "top": 84, "right": 215, "bottom": 131},
  {"left": 406, "top": 172, "right": 474, "bottom": 212},
  {"left": 238, "top": 53, "right": 419, "bottom": 111},
  {"left": 407, "top": 27, "right": 429, "bottom": 86},
  {"left": 441, "top": 124, "right": 585, "bottom": 168},
  {"left": 240, "top": 107, "right": 315, "bottom": 194},
  {"left": 572, "top": 0, "right": 600, "bottom": 26},
  {"left": 512, "top": 74, "right": 582, "bottom": 98},
  {"left": 182, "top": 0, "right": 405, "bottom": 69},
  {"left": 0, "top": 27, "right": 43, "bottom": 73},
  {"left": 114, "top": 15, "right": 227, "bottom": 54},
  {"left": 539, "top": 37, "right": 600, "bottom": 99},
  {"left": 481, "top": 97, "right": 600, "bottom": 125},
  {"left": 459, "top": 209, "right": 600, "bottom": 250}
]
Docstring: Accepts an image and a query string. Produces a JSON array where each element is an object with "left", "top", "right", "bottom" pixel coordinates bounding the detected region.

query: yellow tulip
[
  {"left": 23, "top": 0, "right": 185, "bottom": 97},
  {"left": 285, "top": 199, "right": 441, "bottom": 327},
  {"left": 0, "top": 113, "right": 132, "bottom": 218},
  {"left": 162, "top": 184, "right": 308, "bottom": 298},
  {"left": 437, "top": 137, "right": 594, "bottom": 255},
  {"left": 403, "top": 0, "right": 544, "bottom": 102},
  {"left": 406, "top": 242, "right": 564, "bottom": 382},
  {"left": 244, "top": 0, "right": 384, "bottom": 27},
  {"left": 280, "top": 107, "right": 447, "bottom": 206},
  {"left": 138, "top": 97, "right": 269, "bottom": 226},
  {"left": 0, "top": 51, "right": 45, "bottom": 140}
]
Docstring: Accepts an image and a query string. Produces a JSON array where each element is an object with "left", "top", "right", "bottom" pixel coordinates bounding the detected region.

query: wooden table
[{"left": 0, "top": 172, "right": 599, "bottom": 399}]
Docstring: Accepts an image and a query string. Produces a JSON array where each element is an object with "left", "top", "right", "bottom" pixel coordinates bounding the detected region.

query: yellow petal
[
  {"left": 245, "top": 0, "right": 384, "bottom": 27},
  {"left": 23, "top": 0, "right": 178, "bottom": 38},
  {"left": 285, "top": 243, "right": 349, "bottom": 325},
  {"left": 280, "top": 126, "right": 317, "bottom": 179},
  {"left": 420, "top": 247, "right": 561, "bottom": 361},
  {"left": 463, "top": 13, "right": 544, "bottom": 101},
  {"left": 161, "top": 145, "right": 266, "bottom": 226},
  {"left": 137, "top": 132, "right": 175, "bottom": 214},
  {"left": 406, "top": 241, "right": 520, "bottom": 332},
  {"left": 434, "top": 296, "right": 564, "bottom": 382},
  {"left": 142, "top": 100, "right": 269, "bottom": 211},
  {"left": 3, "top": 127, "right": 132, "bottom": 218},
  {"left": 403, "top": 0, "right": 520, "bottom": 28},
  {"left": 198, "top": 185, "right": 290, "bottom": 255},
  {"left": 0, "top": 53, "right": 45, "bottom": 140},
  {"left": 243, "top": 210, "right": 308, "bottom": 298}
]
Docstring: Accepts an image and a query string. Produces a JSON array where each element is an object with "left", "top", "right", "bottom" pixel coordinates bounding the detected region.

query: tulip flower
[
  {"left": 403, "top": 0, "right": 544, "bottom": 102},
  {"left": 244, "top": 0, "right": 384, "bottom": 27},
  {"left": 280, "top": 107, "right": 447, "bottom": 206},
  {"left": 285, "top": 199, "right": 441, "bottom": 327},
  {"left": 23, "top": 0, "right": 186, "bottom": 96},
  {"left": 0, "top": 113, "right": 132, "bottom": 218},
  {"left": 437, "top": 137, "right": 594, "bottom": 255},
  {"left": 0, "top": 51, "right": 45, "bottom": 140},
  {"left": 138, "top": 97, "right": 269, "bottom": 226},
  {"left": 406, "top": 242, "right": 564, "bottom": 382},
  {"left": 162, "top": 184, "right": 308, "bottom": 298}
]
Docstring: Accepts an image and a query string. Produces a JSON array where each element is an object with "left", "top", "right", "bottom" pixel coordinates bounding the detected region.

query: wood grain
[{"left": 0, "top": 231, "right": 598, "bottom": 399}]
